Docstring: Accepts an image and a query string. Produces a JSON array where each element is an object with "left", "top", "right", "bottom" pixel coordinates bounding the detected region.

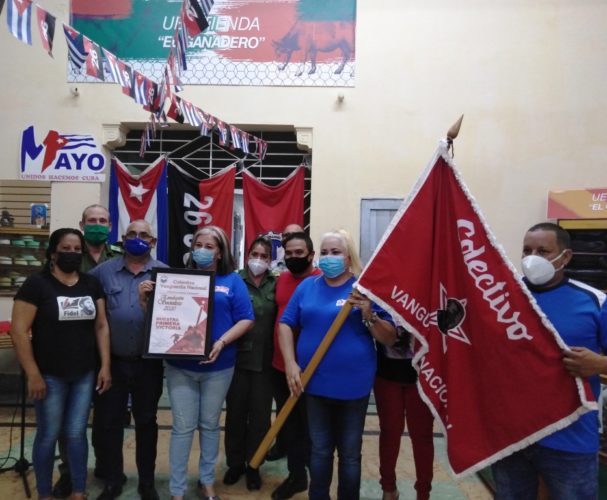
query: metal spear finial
[{"left": 446, "top": 115, "right": 464, "bottom": 156}]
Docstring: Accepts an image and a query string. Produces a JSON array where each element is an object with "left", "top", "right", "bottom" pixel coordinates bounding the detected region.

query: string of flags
[{"left": 2, "top": 0, "right": 269, "bottom": 159}]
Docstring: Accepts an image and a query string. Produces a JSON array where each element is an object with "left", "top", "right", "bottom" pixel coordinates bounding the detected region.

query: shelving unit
[{"left": 0, "top": 226, "right": 49, "bottom": 297}]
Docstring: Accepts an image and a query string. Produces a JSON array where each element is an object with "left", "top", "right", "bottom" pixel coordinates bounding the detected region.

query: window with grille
[{"left": 113, "top": 128, "right": 311, "bottom": 265}]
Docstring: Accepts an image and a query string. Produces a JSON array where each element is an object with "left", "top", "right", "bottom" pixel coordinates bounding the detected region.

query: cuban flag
[
  {"left": 132, "top": 71, "right": 150, "bottom": 105},
  {"left": 63, "top": 24, "right": 89, "bottom": 71},
  {"left": 7, "top": 0, "right": 32, "bottom": 45},
  {"left": 229, "top": 125, "right": 242, "bottom": 150},
  {"left": 175, "top": 24, "right": 188, "bottom": 72},
  {"left": 182, "top": 100, "right": 203, "bottom": 127},
  {"left": 109, "top": 156, "right": 168, "bottom": 263},
  {"left": 241, "top": 131, "right": 250, "bottom": 154},
  {"left": 200, "top": 111, "right": 215, "bottom": 137},
  {"left": 103, "top": 48, "right": 129, "bottom": 87},
  {"left": 215, "top": 119, "right": 229, "bottom": 146}
]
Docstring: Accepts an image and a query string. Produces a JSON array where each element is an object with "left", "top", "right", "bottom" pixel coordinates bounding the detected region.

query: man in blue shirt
[
  {"left": 90, "top": 220, "right": 168, "bottom": 500},
  {"left": 492, "top": 222, "right": 607, "bottom": 500}
]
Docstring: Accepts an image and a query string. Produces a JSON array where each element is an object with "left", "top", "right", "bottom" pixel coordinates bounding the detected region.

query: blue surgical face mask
[
  {"left": 124, "top": 237, "right": 151, "bottom": 257},
  {"left": 192, "top": 247, "right": 216, "bottom": 268},
  {"left": 319, "top": 255, "right": 346, "bottom": 278}
]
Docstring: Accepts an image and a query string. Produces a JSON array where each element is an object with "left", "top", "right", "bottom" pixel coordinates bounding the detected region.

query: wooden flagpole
[{"left": 249, "top": 302, "right": 353, "bottom": 469}]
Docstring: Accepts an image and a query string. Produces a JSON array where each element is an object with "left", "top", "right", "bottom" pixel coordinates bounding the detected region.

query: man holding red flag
[
  {"left": 492, "top": 222, "right": 607, "bottom": 499},
  {"left": 355, "top": 140, "right": 597, "bottom": 479}
]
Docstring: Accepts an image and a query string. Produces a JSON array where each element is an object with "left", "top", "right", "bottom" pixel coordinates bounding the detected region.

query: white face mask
[
  {"left": 248, "top": 258, "right": 269, "bottom": 277},
  {"left": 521, "top": 250, "right": 566, "bottom": 286}
]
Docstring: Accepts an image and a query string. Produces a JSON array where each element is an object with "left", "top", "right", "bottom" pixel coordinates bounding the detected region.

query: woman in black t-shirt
[{"left": 10, "top": 228, "right": 111, "bottom": 500}]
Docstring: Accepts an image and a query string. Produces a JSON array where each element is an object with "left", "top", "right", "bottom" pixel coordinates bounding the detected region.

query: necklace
[{"left": 52, "top": 271, "right": 79, "bottom": 287}]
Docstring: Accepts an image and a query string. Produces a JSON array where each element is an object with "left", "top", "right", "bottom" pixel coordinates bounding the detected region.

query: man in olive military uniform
[
  {"left": 79, "top": 204, "right": 123, "bottom": 272},
  {"left": 52, "top": 204, "right": 123, "bottom": 498}
]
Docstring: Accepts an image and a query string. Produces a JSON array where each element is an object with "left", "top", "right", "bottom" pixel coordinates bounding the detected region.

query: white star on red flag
[{"left": 129, "top": 182, "right": 150, "bottom": 202}]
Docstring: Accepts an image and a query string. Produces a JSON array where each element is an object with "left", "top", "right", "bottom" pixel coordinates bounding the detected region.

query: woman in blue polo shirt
[
  {"left": 164, "top": 226, "right": 254, "bottom": 500},
  {"left": 279, "top": 230, "right": 397, "bottom": 500}
]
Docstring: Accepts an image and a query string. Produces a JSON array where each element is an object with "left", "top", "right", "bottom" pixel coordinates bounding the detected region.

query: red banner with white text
[{"left": 355, "top": 141, "right": 595, "bottom": 477}]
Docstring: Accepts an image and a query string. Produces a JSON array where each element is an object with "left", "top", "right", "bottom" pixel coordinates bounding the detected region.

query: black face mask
[
  {"left": 285, "top": 255, "right": 311, "bottom": 274},
  {"left": 55, "top": 252, "right": 82, "bottom": 273}
]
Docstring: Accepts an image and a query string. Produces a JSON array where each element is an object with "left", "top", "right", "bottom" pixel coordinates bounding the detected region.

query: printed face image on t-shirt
[{"left": 56, "top": 296, "right": 96, "bottom": 321}]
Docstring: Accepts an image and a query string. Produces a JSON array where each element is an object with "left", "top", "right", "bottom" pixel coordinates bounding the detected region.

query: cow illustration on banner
[
  {"left": 20, "top": 125, "right": 106, "bottom": 182},
  {"left": 70, "top": 0, "right": 356, "bottom": 87}
]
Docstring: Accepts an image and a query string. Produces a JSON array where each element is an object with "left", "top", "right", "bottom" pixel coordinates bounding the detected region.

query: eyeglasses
[{"left": 125, "top": 231, "right": 153, "bottom": 240}]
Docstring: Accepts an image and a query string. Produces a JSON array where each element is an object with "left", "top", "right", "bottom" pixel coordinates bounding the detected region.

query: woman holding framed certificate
[{"left": 164, "top": 226, "right": 254, "bottom": 500}]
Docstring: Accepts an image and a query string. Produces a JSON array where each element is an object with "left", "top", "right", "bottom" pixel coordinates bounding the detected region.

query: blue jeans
[
  {"left": 165, "top": 363, "right": 234, "bottom": 496},
  {"left": 33, "top": 371, "right": 94, "bottom": 497},
  {"left": 306, "top": 393, "right": 370, "bottom": 500},
  {"left": 492, "top": 443, "right": 598, "bottom": 500}
]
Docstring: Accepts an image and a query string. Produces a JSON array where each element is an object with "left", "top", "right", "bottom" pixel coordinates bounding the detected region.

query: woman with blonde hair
[{"left": 279, "top": 229, "right": 397, "bottom": 500}]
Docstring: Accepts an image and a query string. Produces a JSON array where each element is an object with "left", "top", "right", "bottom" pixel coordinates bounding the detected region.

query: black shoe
[
  {"left": 266, "top": 443, "right": 286, "bottom": 461},
  {"left": 137, "top": 484, "right": 160, "bottom": 500},
  {"left": 96, "top": 484, "right": 123, "bottom": 500},
  {"left": 245, "top": 466, "right": 261, "bottom": 491},
  {"left": 94, "top": 469, "right": 127, "bottom": 485},
  {"left": 271, "top": 474, "right": 308, "bottom": 499},
  {"left": 223, "top": 465, "right": 245, "bottom": 485},
  {"left": 51, "top": 472, "right": 72, "bottom": 498}
]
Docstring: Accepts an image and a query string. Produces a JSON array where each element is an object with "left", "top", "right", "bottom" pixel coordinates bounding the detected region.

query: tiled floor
[{"left": 0, "top": 388, "right": 492, "bottom": 499}]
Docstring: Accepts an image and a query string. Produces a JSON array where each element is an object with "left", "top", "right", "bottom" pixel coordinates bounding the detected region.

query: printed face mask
[
  {"left": 124, "top": 238, "right": 151, "bottom": 257},
  {"left": 521, "top": 250, "right": 566, "bottom": 286}
]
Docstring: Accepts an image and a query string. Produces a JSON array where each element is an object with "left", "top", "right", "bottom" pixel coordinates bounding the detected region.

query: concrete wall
[{"left": 1, "top": 0, "right": 606, "bottom": 367}]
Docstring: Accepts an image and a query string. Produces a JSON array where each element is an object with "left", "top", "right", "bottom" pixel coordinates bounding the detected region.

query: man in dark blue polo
[{"left": 90, "top": 219, "right": 167, "bottom": 500}]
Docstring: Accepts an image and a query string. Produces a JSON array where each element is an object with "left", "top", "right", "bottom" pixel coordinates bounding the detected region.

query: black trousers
[
  {"left": 93, "top": 357, "right": 163, "bottom": 487},
  {"left": 272, "top": 367, "right": 309, "bottom": 478},
  {"left": 225, "top": 366, "right": 274, "bottom": 467}
]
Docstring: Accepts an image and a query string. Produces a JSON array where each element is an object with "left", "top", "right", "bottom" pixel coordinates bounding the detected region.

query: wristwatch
[{"left": 362, "top": 312, "right": 378, "bottom": 329}]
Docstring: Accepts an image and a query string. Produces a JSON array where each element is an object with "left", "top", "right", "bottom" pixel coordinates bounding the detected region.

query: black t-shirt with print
[
  {"left": 376, "top": 327, "right": 418, "bottom": 384},
  {"left": 15, "top": 270, "right": 105, "bottom": 379}
]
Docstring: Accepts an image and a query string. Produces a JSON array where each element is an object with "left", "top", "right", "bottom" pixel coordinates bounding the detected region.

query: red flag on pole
[
  {"left": 355, "top": 140, "right": 595, "bottom": 477},
  {"left": 243, "top": 167, "right": 305, "bottom": 256}
]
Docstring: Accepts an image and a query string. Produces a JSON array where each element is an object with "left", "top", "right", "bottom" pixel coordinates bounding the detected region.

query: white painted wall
[{"left": 1, "top": 1, "right": 606, "bottom": 366}]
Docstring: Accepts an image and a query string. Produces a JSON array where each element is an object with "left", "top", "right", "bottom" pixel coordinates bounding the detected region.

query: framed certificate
[{"left": 143, "top": 268, "right": 214, "bottom": 359}]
